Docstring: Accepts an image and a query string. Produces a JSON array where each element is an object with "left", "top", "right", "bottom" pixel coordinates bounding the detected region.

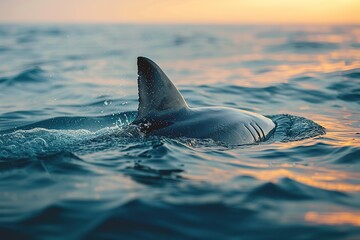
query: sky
[{"left": 0, "top": 0, "right": 359, "bottom": 24}]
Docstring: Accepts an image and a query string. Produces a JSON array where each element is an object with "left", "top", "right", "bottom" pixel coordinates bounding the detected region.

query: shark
[{"left": 132, "top": 57, "right": 276, "bottom": 145}]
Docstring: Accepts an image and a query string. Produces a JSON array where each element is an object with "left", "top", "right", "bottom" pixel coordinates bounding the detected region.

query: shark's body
[{"left": 132, "top": 57, "right": 275, "bottom": 145}]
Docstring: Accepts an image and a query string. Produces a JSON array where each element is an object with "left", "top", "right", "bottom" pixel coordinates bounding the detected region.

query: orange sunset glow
[
  {"left": 0, "top": 0, "right": 360, "bottom": 24},
  {"left": 305, "top": 212, "right": 360, "bottom": 227}
]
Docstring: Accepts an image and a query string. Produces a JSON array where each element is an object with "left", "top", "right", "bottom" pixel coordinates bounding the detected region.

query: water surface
[{"left": 0, "top": 24, "right": 359, "bottom": 239}]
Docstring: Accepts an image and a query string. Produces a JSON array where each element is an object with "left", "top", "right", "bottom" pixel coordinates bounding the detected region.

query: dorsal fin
[{"left": 135, "top": 57, "right": 188, "bottom": 121}]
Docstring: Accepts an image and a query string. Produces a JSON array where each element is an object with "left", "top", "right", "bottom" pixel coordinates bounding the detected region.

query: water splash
[{"left": 0, "top": 113, "right": 325, "bottom": 160}]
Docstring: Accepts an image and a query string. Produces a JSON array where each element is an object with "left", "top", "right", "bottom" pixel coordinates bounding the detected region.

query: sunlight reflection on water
[{"left": 0, "top": 24, "right": 359, "bottom": 239}]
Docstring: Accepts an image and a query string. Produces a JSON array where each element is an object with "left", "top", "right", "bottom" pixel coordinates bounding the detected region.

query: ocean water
[{"left": 0, "top": 24, "right": 359, "bottom": 239}]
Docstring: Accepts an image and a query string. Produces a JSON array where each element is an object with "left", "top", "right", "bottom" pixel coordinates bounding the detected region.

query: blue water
[{"left": 0, "top": 24, "right": 359, "bottom": 239}]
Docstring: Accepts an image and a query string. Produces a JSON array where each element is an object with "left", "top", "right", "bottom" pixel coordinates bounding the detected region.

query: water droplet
[
  {"left": 116, "top": 118, "right": 124, "bottom": 129},
  {"left": 124, "top": 114, "right": 129, "bottom": 124},
  {"left": 104, "top": 100, "right": 112, "bottom": 106}
]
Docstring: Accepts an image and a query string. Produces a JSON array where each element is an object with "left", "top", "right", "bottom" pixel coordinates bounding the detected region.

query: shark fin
[{"left": 135, "top": 56, "right": 188, "bottom": 121}]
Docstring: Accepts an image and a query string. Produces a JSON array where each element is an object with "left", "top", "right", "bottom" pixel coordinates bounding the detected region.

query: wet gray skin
[{"left": 132, "top": 57, "right": 276, "bottom": 145}]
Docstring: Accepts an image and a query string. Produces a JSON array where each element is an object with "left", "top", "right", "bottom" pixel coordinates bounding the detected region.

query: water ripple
[{"left": 0, "top": 24, "right": 359, "bottom": 240}]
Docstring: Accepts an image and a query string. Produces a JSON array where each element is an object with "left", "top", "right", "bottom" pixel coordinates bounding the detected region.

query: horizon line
[{"left": 1, "top": 21, "right": 359, "bottom": 26}]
